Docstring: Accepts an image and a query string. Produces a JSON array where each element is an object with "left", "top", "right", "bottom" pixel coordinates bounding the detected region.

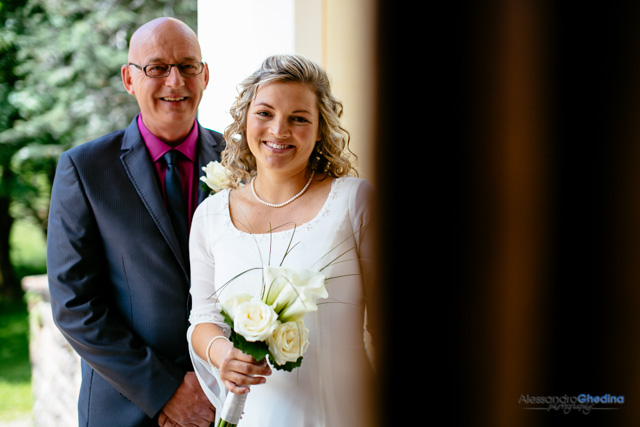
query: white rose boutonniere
[{"left": 201, "top": 161, "right": 231, "bottom": 194}]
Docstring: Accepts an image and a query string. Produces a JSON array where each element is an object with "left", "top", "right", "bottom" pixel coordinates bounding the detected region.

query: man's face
[{"left": 122, "top": 20, "right": 209, "bottom": 143}]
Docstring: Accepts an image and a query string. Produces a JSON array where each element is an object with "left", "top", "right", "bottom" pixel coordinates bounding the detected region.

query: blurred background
[
  {"left": 0, "top": 0, "right": 379, "bottom": 425},
  {"left": 0, "top": 1, "right": 198, "bottom": 425},
  {"left": 5, "top": 0, "right": 640, "bottom": 427}
]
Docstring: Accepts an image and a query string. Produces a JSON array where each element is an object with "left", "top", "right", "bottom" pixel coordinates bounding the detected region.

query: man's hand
[{"left": 158, "top": 372, "right": 215, "bottom": 426}]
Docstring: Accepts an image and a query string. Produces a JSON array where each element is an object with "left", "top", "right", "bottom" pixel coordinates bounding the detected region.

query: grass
[
  {"left": 10, "top": 220, "right": 47, "bottom": 280},
  {"left": 0, "top": 298, "right": 33, "bottom": 422},
  {"left": 0, "top": 219, "right": 46, "bottom": 422}
]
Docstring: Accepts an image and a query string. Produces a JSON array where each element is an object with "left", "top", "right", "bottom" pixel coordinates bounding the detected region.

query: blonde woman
[{"left": 187, "top": 54, "right": 377, "bottom": 426}]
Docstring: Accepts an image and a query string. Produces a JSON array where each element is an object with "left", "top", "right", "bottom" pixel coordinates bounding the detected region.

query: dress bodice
[{"left": 187, "top": 177, "right": 376, "bottom": 426}]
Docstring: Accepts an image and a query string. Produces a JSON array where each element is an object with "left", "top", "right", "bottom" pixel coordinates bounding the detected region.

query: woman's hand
[{"left": 216, "top": 342, "right": 272, "bottom": 394}]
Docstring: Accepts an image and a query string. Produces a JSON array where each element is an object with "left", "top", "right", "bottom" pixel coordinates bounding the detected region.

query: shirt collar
[{"left": 137, "top": 114, "right": 199, "bottom": 163}]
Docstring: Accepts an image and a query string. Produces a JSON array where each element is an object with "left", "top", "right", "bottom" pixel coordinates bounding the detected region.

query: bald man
[{"left": 47, "top": 18, "right": 223, "bottom": 426}]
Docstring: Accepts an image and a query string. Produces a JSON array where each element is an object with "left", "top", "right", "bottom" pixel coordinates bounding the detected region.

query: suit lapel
[
  {"left": 119, "top": 117, "right": 189, "bottom": 275},
  {"left": 196, "top": 121, "right": 223, "bottom": 205},
  {"left": 119, "top": 117, "right": 223, "bottom": 276}
]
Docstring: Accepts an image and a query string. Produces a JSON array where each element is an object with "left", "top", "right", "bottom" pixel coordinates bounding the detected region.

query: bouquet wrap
[{"left": 218, "top": 392, "right": 247, "bottom": 426}]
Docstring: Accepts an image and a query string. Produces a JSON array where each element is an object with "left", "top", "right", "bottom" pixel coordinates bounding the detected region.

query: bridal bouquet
[{"left": 217, "top": 265, "right": 328, "bottom": 426}]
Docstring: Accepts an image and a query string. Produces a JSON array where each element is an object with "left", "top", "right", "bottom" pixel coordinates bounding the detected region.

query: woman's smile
[{"left": 264, "top": 141, "right": 293, "bottom": 150}]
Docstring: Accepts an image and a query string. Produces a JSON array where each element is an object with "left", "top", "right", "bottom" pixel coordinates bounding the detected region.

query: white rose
[
  {"left": 267, "top": 320, "right": 309, "bottom": 366},
  {"left": 262, "top": 266, "right": 328, "bottom": 322},
  {"left": 221, "top": 293, "right": 253, "bottom": 320},
  {"left": 232, "top": 299, "right": 278, "bottom": 342},
  {"left": 200, "top": 161, "right": 230, "bottom": 193}
]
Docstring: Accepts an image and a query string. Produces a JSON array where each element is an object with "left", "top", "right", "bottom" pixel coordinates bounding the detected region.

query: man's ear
[
  {"left": 203, "top": 62, "right": 210, "bottom": 90},
  {"left": 121, "top": 64, "right": 135, "bottom": 95}
]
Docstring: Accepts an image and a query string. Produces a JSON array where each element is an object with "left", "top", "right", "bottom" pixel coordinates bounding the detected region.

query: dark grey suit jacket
[{"left": 47, "top": 116, "right": 224, "bottom": 426}]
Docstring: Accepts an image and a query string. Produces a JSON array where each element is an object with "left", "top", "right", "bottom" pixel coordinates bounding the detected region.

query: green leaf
[
  {"left": 269, "top": 355, "right": 303, "bottom": 372},
  {"left": 230, "top": 332, "right": 270, "bottom": 362},
  {"left": 221, "top": 309, "right": 234, "bottom": 329}
]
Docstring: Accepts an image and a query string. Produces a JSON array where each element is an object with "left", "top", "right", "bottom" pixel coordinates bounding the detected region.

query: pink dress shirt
[{"left": 137, "top": 114, "right": 199, "bottom": 228}]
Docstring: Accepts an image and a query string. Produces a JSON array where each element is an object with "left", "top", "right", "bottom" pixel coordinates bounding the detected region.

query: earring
[{"left": 232, "top": 133, "right": 242, "bottom": 142}]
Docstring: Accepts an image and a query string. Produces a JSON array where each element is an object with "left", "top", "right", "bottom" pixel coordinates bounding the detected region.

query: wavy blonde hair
[{"left": 221, "top": 54, "right": 357, "bottom": 188}]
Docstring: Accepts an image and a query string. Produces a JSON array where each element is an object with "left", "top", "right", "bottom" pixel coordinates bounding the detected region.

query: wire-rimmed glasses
[{"left": 128, "top": 62, "right": 205, "bottom": 78}]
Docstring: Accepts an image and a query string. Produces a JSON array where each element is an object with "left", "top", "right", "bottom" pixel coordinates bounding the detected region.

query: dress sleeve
[
  {"left": 188, "top": 199, "right": 229, "bottom": 332},
  {"left": 348, "top": 178, "right": 380, "bottom": 366},
  {"left": 348, "top": 178, "right": 375, "bottom": 252},
  {"left": 187, "top": 198, "right": 229, "bottom": 411}
]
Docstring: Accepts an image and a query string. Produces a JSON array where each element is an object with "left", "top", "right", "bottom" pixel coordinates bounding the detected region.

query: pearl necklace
[{"left": 251, "top": 171, "right": 315, "bottom": 208}]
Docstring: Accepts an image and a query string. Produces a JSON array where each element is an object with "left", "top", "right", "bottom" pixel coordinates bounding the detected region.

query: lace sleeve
[{"left": 188, "top": 306, "right": 230, "bottom": 336}]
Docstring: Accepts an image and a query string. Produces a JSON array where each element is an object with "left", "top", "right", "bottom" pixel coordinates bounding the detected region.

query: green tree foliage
[{"left": 0, "top": 0, "right": 197, "bottom": 298}]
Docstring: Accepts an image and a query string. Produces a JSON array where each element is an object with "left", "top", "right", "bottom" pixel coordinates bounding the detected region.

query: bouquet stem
[{"left": 217, "top": 391, "right": 248, "bottom": 427}]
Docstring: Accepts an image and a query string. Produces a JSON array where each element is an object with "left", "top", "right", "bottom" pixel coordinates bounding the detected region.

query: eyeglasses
[{"left": 128, "top": 62, "right": 205, "bottom": 78}]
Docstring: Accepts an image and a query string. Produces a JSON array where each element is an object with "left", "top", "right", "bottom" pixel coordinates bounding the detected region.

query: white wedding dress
[{"left": 187, "top": 176, "right": 376, "bottom": 427}]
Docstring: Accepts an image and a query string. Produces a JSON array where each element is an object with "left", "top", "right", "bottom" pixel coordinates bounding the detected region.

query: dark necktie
[{"left": 163, "top": 150, "right": 189, "bottom": 262}]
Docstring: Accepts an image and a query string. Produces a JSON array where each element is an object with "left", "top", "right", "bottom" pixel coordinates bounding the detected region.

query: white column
[{"left": 197, "top": 0, "right": 314, "bottom": 134}]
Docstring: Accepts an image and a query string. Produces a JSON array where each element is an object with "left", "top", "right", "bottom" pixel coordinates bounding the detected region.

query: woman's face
[{"left": 246, "top": 81, "right": 321, "bottom": 176}]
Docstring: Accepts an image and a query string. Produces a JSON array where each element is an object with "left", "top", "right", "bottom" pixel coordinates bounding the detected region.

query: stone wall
[{"left": 22, "top": 275, "right": 80, "bottom": 427}]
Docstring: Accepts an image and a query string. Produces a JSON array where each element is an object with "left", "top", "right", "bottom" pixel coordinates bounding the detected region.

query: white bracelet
[{"left": 205, "top": 335, "right": 230, "bottom": 370}]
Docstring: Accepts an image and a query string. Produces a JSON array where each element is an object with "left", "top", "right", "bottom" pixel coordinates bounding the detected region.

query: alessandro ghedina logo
[{"left": 519, "top": 394, "right": 625, "bottom": 414}]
